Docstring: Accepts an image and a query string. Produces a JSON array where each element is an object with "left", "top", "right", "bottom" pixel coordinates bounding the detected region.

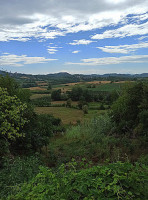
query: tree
[
  {"left": 0, "top": 74, "right": 31, "bottom": 103},
  {"left": 78, "top": 97, "right": 87, "bottom": 110},
  {"left": 51, "top": 89, "right": 61, "bottom": 101},
  {"left": 0, "top": 88, "right": 28, "bottom": 140},
  {"left": 69, "top": 87, "right": 83, "bottom": 101},
  {"left": 0, "top": 87, "right": 28, "bottom": 163},
  {"left": 16, "top": 88, "right": 31, "bottom": 103},
  {"left": 69, "top": 86, "right": 92, "bottom": 102},
  {"left": 0, "top": 74, "right": 19, "bottom": 96},
  {"left": 66, "top": 98, "right": 72, "bottom": 108},
  {"left": 111, "top": 82, "right": 148, "bottom": 136},
  {"left": 47, "top": 83, "right": 52, "bottom": 90}
]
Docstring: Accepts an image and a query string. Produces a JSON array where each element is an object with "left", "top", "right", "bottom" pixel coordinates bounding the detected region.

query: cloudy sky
[{"left": 0, "top": 0, "right": 148, "bottom": 74}]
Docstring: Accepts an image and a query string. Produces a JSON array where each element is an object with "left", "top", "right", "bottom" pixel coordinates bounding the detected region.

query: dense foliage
[
  {"left": 0, "top": 87, "right": 29, "bottom": 164},
  {"left": 0, "top": 74, "right": 19, "bottom": 96},
  {"left": 0, "top": 88, "right": 28, "bottom": 140},
  {"left": 68, "top": 86, "right": 92, "bottom": 102},
  {"left": 51, "top": 89, "right": 61, "bottom": 100},
  {"left": 0, "top": 155, "right": 42, "bottom": 199},
  {"left": 112, "top": 82, "right": 148, "bottom": 136},
  {"left": 8, "top": 161, "right": 148, "bottom": 200},
  {"left": 31, "top": 96, "right": 51, "bottom": 106}
]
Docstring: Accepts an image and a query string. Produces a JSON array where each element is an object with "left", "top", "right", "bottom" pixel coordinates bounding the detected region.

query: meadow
[
  {"left": 30, "top": 93, "right": 51, "bottom": 100},
  {"left": 35, "top": 107, "right": 84, "bottom": 124},
  {"left": 52, "top": 81, "right": 127, "bottom": 92},
  {"left": 30, "top": 80, "right": 123, "bottom": 124},
  {"left": 84, "top": 82, "right": 124, "bottom": 92},
  {"left": 34, "top": 106, "right": 106, "bottom": 124}
]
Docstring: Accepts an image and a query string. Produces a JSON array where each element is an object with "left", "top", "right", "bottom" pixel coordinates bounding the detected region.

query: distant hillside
[{"left": 0, "top": 70, "right": 148, "bottom": 84}]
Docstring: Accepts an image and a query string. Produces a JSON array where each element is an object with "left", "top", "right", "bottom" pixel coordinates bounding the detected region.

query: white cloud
[
  {"left": 0, "top": 53, "right": 57, "bottom": 67},
  {"left": 47, "top": 48, "right": 58, "bottom": 54},
  {"left": 69, "top": 39, "right": 95, "bottom": 45},
  {"left": 47, "top": 45, "right": 62, "bottom": 54},
  {"left": 0, "top": 0, "right": 148, "bottom": 41},
  {"left": 66, "top": 55, "right": 148, "bottom": 66},
  {"left": 97, "top": 42, "right": 148, "bottom": 54},
  {"left": 72, "top": 50, "right": 80, "bottom": 54},
  {"left": 91, "top": 21, "right": 148, "bottom": 40},
  {"left": 138, "top": 36, "right": 148, "bottom": 40}
]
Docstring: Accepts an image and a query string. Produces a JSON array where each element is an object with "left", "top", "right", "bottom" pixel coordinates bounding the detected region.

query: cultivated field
[
  {"left": 36, "top": 81, "right": 48, "bottom": 86},
  {"left": 85, "top": 83, "right": 124, "bottom": 92},
  {"left": 51, "top": 101, "right": 78, "bottom": 105},
  {"left": 30, "top": 80, "right": 129, "bottom": 124},
  {"left": 52, "top": 81, "right": 128, "bottom": 93},
  {"left": 28, "top": 87, "right": 47, "bottom": 91}
]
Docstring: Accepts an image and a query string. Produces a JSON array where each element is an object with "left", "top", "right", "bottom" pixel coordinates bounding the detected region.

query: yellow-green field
[
  {"left": 52, "top": 80, "right": 130, "bottom": 93},
  {"left": 35, "top": 106, "right": 106, "bottom": 124},
  {"left": 30, "top": 94, "right": 51, "bottom": 100},
  {"left": 35, "top": 107, "right": 84, "bottom": 124},
  {"left": 51, "top": 101, "right": 78, "bottom": 105}
]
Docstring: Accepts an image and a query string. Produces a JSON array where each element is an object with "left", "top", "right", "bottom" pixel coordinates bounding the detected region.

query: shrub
[
  {"left": 66, "top": 114, "right": 112, "bottom": 142},
  {"left": 82, "top": 104, "right": 88, "bottom": 114},
  {"left": 0, "top": 155, "right": 42, "bottom": 199},
  {"left": 8, "top": 161, "right": 148, "bottom": 200},
  {"left": 31, "top": 96, "right": 51, "bottom": 106},
  {"left": 66, "top": 98, "right": 72, "bottom": 107}
]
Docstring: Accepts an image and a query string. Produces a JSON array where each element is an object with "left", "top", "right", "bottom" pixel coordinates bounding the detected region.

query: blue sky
[{"left": 0, "top": 0, "right": 148, "bottom": 74}]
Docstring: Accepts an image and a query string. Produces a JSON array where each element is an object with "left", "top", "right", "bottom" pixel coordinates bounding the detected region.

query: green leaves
[
  {"left": 0, "top": 87, "right": 28, "bottom": 140},
  {"left": 8, "top": 161, "right": 148, "bottom": 200},
  {"left": 111, "top": 82, "right": 148, "bottom": 136}
]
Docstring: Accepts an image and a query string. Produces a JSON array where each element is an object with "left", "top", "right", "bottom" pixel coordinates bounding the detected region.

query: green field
[
  {"left": 35, "top": 106, "right": 106, "bottom": 124},
  {"left": 31, "top": 82, "right": 122, "bottom": 125},
  {"left": 30, "top": 93, "right": 51, "bottom": 100},
  {"left": 35, "top": 107, "right": 84, "bottom": 124},
  {"left": 52, "top": 82, "right": 127, "bottom": 93},
  {"left": 83, "top": 83, "right": 124, "bottom": 92}
]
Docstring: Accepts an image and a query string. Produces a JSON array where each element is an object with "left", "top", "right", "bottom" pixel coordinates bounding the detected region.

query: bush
[
  {"left": 82, "top": 105, "right": 88, "bottom": 114},
  {"left": 7, "top": 112, "right": 64, "bottom": 155},
  {"left": 8, "top": 161, "right": 148, "bottom": 200},
  {"left": 31, "top": 96, "right": 51, "bottom": 106},
  {"left": 66, "top": 98, "right": 72, "bottom": 107},
  {"left": 0, "top": 155, "right": 42, "bottom": 199}
]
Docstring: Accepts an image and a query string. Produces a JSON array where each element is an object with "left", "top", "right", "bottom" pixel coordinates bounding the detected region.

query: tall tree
[{"left": 111, "top": 82, "right": 148, "bottom": 136}]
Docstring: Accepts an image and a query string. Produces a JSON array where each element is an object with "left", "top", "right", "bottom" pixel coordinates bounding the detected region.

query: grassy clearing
[
  {"left": 35, "top": 107, "right": 84, "bottom": 124},
  {"left": 28, "top": 87, "right": 47, "bottom": 91},
  {"left": 52, "top": 81, "right": 112, "bottom": 91},
  {"left": 84, "top": 109, "right": 107, "bottom": 120},
  {"left": 51, "top": 101, "right": 78, "bottom": 105},
  {"left": 30, "top": 94, "right": 51, "bottom": 100},
  {"left": 84, "top": 83, "right": 124, "bottom": 92},
  {"left": 35, "top": 105, "right": 107, "bottom": 124},
  {"left": 52, "top": 85, "right": 72, "bottom": 93},
  {"left": 36, "top": 81, "right": 48, "bottom": 86}
]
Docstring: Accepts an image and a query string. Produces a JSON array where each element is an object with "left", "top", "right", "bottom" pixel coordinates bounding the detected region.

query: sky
[{"left": 0, "top": 0, "right": 148, "bottom": 75}]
